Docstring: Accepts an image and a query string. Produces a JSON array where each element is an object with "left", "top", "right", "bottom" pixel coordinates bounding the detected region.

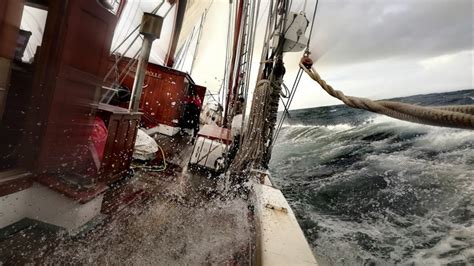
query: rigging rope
[
  {"left": 229, "top": 80, "right": 275, "bottom": 173},
  {"left": 273, "top": 0, "right": 320, "bottom": 141},
  {"left": 300, "top": 63, "right": 474, "bottom": 129},
  {"left": 229, "top": 0, "right": 288, "bottom": 176},
  {"left": 104, "top": 1, "right": 172, "bottom": 83},
  {"left": 132, "top": 144, "right": 167, "bottom": 172},
  {"left": 110, "top": 1, "right": 164, "bottom": 55},
  {"left": 273, "top": 67, "right": 303, "bottom": 141}
]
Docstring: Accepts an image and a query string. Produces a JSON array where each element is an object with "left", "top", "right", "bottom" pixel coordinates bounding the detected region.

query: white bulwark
[
  {"left": 253, "top": 181, "right": 317, "bottom": 265},
  {"left": 0, "top": 183, "right": 103, "bottom": 234}
]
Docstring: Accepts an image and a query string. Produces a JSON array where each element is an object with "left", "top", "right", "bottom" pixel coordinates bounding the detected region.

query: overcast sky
[
  {"left": 285, "top": 0, "right": 473, "bottom": 108},
  {"left": 191, "top": 0, "right": 473, "bottom": 109}
]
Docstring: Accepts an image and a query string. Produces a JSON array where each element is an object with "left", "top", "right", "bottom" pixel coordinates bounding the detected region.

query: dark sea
[{"left": 269, "top": 89, "right": 474, "bottom": 265}]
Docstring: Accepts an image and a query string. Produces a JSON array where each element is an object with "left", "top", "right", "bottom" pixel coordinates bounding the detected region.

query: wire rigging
[
  {"left": 273, "top": 67, "right": 303, "bottom": 141},
  {"left": 306, "top": 0, "right": 319, "bottom": 48},
  {"left": 104, "top": 2, "right": 165, "bottom": 85},
  {"left": 273, "top": 0, "right": 320, "bottom": 142}
]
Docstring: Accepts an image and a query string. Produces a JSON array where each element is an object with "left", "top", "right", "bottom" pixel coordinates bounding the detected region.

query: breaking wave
[{"left": 270, "top": 89, "right": 474, "bottom": 265}]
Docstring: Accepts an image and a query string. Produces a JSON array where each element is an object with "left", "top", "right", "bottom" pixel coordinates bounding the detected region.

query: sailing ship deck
[{"left": 0, "top": 133, "right": 255, "bottom": 264}]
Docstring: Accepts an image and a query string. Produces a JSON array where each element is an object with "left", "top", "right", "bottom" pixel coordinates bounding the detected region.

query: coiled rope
[
  {"left": 300, "top": 63, "right": 474, "bottom": 130},
  {"left": 229, "top": 79, "right": 277, "bottom": 173}
]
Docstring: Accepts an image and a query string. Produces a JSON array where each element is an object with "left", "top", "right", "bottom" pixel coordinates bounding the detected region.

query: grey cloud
[{"left": 303, "top": 0, "right": 473, "bottom": 65}]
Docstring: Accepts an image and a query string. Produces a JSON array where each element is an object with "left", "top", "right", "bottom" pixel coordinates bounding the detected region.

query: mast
[
  {"left": 229, "top": 0, "right": 291, "bottom": 173},
  {"left": 164, "top": 0, "right": 188, "bottom": 67},
  {"left": 223, "top": 0, "right": 244, "bottom": 127},
  {"left": 222, "top": 0, "right": 257, "bottom": 128}
]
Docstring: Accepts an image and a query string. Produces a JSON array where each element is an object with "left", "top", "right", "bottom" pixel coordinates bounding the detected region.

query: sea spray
[{"left": 270, "top": 89, "right": 474, "bottom": 265}]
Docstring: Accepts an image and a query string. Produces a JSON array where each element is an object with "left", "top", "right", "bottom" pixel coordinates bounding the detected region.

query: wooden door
[{"left": 33, "top": 0, "right": 121, "bottom": 177}]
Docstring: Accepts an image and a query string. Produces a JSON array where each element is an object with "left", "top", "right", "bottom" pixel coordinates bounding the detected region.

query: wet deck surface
[{"left": 0, "top": 133, "right": 255, "bottom": 265}]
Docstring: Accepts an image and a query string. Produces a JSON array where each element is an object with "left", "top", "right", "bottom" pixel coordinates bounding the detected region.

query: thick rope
[{"left": 300, "top": 63, "right": 474, "bottom": 130}]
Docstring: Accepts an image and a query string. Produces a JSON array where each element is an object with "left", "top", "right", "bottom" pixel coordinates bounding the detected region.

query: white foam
[
  {"left": 407, "top": 225, "right": 474, "bottom": 265},
  {"left": 414, "top": 128, "right": 474, "bottom": 151},
  {"left": 368, "top": 115, "right": 433, "bottom": 129},
  {"left": 272, "top": 106, "right": 474, "bottom": 265},
  {"left": 283, "top": 123, "right": 355, "bottom": 131}
]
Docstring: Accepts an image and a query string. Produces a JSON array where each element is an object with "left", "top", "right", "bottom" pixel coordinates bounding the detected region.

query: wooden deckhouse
[
  {"left": 109, "top": 57, "right": 206, "bottom": 136},
  {"left": 0, "top": 0, "right": 188, "bottom": 233}
]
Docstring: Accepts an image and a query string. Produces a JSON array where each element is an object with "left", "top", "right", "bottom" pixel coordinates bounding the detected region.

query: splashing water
[
  {"left": 0, "top": 166, "right": 254, "bottom": 264},
  {"left": 270, "top": 90, "right": 474, "bottom": 265}
]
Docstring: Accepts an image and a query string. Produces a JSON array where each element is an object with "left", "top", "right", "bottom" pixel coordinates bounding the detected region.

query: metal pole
[
  {"left": 111, "top": 0, "right": 165, "bottom": 55},
  {"left": 129, "top": 35, "right": 153, "bottom": 112},
  {"left": 128, "top": 12, "right": 163, "bottom": 112}
]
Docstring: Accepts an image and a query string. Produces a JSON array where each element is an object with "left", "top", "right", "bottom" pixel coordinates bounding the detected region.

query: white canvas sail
[
  {"left": 111, "top": 0, "right": 177, "bottom": 65},
  {"left": 174, "top": 0, "right": 229, "bottom": 96},
  {"left": 19, "top": 0, "right": 178, "bottom": 66}
]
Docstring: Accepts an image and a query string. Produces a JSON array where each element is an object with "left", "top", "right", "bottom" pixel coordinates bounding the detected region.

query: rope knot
[{"left": 300, "top": 52, "right": 313, "bottom": 69}]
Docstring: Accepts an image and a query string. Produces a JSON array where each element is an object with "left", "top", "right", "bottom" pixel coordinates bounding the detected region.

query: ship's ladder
[{"left": 229, "top": 0, "right": 253, "bottom": 119}]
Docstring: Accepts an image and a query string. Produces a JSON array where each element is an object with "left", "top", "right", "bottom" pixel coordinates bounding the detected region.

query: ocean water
[{"left": 269, "top": 89, "right": 474, "bottom": 265}]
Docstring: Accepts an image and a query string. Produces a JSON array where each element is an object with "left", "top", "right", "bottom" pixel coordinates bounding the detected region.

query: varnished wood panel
[
  {"left": 31, "top": 0, "right": 120, "bottom": 178},
  {"left": 112, "top": 58, "right": 206, "bottom": 129},
  {"left": 97, "top": 104, "right": 141, "bottom": 184}
]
